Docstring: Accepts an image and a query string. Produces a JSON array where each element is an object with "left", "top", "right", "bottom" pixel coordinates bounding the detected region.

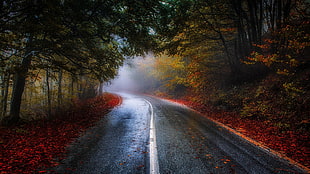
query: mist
[{"left": 104, "top": 54, "right": 159, "bottom": 93}]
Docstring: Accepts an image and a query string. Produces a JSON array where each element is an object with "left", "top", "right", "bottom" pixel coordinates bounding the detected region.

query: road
[{"left": 54, "top": 93, "right": 307, "bottom": 174}]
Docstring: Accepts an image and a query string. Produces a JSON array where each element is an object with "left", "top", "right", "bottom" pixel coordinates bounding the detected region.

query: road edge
[{"left": 147, "top": 95, "right": 309, "bottom": 173}]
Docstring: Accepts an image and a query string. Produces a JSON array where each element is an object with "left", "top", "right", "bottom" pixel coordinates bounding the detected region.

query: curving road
[{"left": 54, "top": 93, "right": 307, "bottom": 174}]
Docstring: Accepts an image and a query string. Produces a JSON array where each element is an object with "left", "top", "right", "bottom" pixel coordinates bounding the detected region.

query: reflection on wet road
[
  {"left": 55, "top": 93, "right": 150, "bottom": 173},
  {"left": 55, "top": 93, "right": 306, "bottom": 174}
]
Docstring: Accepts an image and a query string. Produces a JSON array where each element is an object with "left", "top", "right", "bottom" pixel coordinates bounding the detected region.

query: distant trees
[
  {"left": 159, "top": 0, "right": 308, "bottom": 78},
  {"left": 148, "top": 54, "right": 188, "bottom": 95},
  {"left": 146, "top": 0, "right": 309, "bottom": 107},
  {"left": 0, "top": 0, "right": 162, "bottom": 124}
]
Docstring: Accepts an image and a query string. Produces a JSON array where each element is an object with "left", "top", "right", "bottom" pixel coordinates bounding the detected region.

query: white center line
[{"left": 144, "top": 99, "right": 160, "bottom": 174}]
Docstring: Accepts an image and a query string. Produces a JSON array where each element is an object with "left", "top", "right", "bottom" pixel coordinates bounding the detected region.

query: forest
[
  {"left": 0, "top": 0, "right": 309, "bottom": 172},
  {"left": 126, "top": 0, "right": 309, "bottom": 168},
  {"left": 140, "top": 0, "right": 310, "bottom": 132},
  {"left": 130, "top": 0, "right": 309, "bottom": 134}
]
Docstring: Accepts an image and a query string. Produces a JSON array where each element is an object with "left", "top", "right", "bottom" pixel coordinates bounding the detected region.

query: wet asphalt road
[{"left": 55, "top": 93, "right": 307, "bottom": 174}]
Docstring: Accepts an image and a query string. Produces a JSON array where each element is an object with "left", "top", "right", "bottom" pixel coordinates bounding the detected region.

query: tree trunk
[
  {"left": 276, "top": 0, "right": 283, "bottom": 28},
  {"left": 1, "top": 73, "right": 10, "bottom": 118},
  {"left": 5, "top": 54, "right": 32, "bottom": 125},
  {"left": 247, "top": 0, "right": 258, "bottom": 44},
  {"left": 3, "top": 75, "right": 9, "bottom": 118},
  {"left": 70, "top": 74, "right": 75, "bottom": 97},
  {"left": 46, "top": 68, "right": 52, "bottom": 119},
  {"left": 283, "top": 0, "right": 291, "bottom": 24},
  {"left": 57, "top": 69, "right": 63, "bottom": 110},
  {"left": 98, "top": 80, "right": 104, "bottom": 95},
  {"left": 0, "top": 74, "right": 4, "bottom": 117}
]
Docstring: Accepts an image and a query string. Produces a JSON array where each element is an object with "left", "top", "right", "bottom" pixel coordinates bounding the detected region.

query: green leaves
[
  {"left": 1, "top": 0, "right": 162, "bottom": 81},
  {"left": 0, "top": 0, "right": 167, "bottom": 122}
]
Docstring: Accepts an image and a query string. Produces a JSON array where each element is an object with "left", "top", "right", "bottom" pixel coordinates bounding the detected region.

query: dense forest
[
  {"left": 131, "top": 0, "right": 309, "bottom": 133},
  {"left": 132, "top": 0, "right": 309, "bottom": 167},
  {"left": 0, "top": 0, "right": 309, "bottom": 172}
]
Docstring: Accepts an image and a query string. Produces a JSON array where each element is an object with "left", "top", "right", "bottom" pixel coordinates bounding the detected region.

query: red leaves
[
  {"left": 173, "top": 98, "right": 310, "bottom": 169},
  {"left": 0, "top": 93, "right": 121, "bottom": 173},
  {"left": 230, "top": 118, "right": 309, "bottom": 167}
]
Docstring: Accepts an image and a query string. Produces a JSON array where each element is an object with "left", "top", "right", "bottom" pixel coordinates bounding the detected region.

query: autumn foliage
[
  {"left": 139, "top": 0, "right": 310, "bottom": 169},
  {"left": 0, "top": 93, "right": 121, "bottom": 173}
]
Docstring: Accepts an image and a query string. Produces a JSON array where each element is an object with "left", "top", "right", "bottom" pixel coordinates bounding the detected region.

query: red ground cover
[
  {"left": 175, "top": 99, "right": 310, "bottom": 170},
  {"left": 0, "top": 93, "right": 121, "bottom": 174}
]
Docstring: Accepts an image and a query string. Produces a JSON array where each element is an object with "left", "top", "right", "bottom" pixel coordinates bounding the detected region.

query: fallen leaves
[
  {"left": 180, "top": 99, "right": 310, "bottom": 169},
  {"left": 0, "top": 93, "right": 121, "bottom": 174},
  {"left": 137, "top": 165, "right": 145, "bottom": 168},
  {"left": 221, "top": 159, "right": 231, "bottom": 164}
]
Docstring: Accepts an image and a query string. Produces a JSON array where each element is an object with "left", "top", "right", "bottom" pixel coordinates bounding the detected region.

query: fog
[
  {"left": 104, "top": 63, "right": 140, "bottom": 92},
  {"left": 104, "top": 54, "right": 158, "bottom": 93}
]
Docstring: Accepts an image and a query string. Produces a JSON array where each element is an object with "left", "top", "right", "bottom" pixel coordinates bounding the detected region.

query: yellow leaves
[
  {"left": 172, "top": 32, "right": 186, "bottom": 42},
  {"left": 150, "top": 54, "right": 187, "bottom": 87},
  {"left": 282, "top": 82, "right": 304, "bottom": 94},
  {"left": 277, "top": 69, "right": 290, "bottom": 76},
  {"left": 247, "top": 49, "right": 301, "bottom": 76},
  {"left": 154, "top": 54, "right": 184, "bottom": 69},
  {"left": 247, "top": 51, "right": 278, "bottom": 67}
]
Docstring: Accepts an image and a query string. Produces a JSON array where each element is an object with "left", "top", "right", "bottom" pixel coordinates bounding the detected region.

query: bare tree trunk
[
  {"left": 247, "top": 0, "right": 258, "bottom": 44},
  {"left": 98, "top": 81, "right": 104, "bottom": 95},
  {"left": 28, "top": 82, "right": 34, "bottom": 109},
  {"left": 276, "top": 0, "right": 282, "bottom": 28},
  {"left": 1, "top": 73, "right": 10, "bottom": 118},
  {"left": 57, "top": 69, "right": 63, "bottom": 110},
  {"left": 70, "top": 74, "right": 75, "bottom": 97},
  {"left": 46, "top": 68, "right": 52, "bottom": 119},
  {"left": 3, "top": 76, "right": 9, "bottom": 118},
  {"left": 283, "top": 0, "right": 291, "bottom": 24},
  {"left": 78, "top": 75, "right": 84, "bottom": 99},
  {"left": 0, "top": 74, "right": 4, "bottom": 117},
  {"left": 5, "top": 53, "right": 32, "bottom": 125}
]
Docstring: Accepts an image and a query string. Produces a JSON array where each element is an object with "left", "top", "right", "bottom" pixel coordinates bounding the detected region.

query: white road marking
[{"left": 144, "top": 99, "right": 160, "bottom": 174}]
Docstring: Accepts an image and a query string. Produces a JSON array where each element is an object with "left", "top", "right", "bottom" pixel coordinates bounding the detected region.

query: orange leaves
[
  {"left": 220, "top": 158, "right": 231, "bottom": 164},
  {"left": 252, "top": 43, "right": 269, "bottom": 49},
  {"left": 220, "top": 27, "right": 236, "bottom": 32},
  {"left": 246, "top": 23, "right": 308, "bottom": 76}
]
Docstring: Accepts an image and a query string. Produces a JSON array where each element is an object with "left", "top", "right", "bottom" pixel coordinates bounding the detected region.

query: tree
[
  {"left": 146, "top": 0, "right": 309, "bottom": 105},
  {"left": 245, "top": 3, "right": 310, "bottom": 75},
  {"left": 150, "top": 54, "right": 187, "bottom": 95},
  {"left": 0, "top": 0, "right": 163, "bottom": 124}
]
